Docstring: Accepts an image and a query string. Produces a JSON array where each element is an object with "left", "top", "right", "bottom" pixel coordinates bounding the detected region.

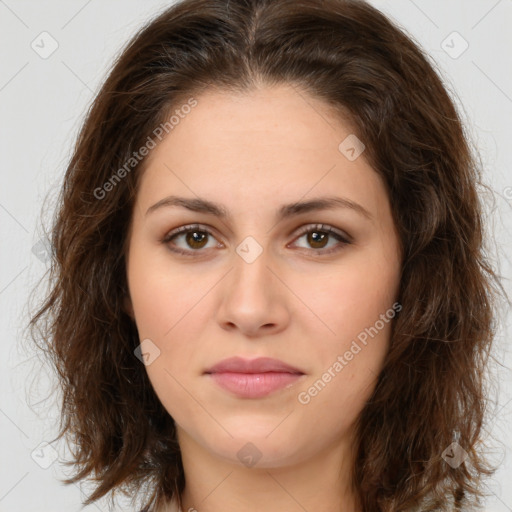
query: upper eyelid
[
  {"left": 293, "top": 223, "right": 352, "bottom": 242},
  {"left": 163, "top": 223, "right": 219, "bottom": 240}
]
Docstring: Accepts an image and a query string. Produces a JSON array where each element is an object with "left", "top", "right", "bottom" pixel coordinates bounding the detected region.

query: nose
[{"left": 215, "top": 242, "right": 290, "bottom": 337}]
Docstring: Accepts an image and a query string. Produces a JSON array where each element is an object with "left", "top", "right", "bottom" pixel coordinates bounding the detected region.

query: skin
[{"left": 124, "top": 83, "right": 402, "bottom": 512}]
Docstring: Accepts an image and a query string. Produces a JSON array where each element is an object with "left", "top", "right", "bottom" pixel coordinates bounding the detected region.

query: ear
[{"left": 123, "top": 294, "right": 135, "bottom": 319}]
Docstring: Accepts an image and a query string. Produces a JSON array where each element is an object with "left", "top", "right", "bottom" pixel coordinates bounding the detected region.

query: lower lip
[{"left": 207, "top": 372, "right": 304, "bottom": 398}]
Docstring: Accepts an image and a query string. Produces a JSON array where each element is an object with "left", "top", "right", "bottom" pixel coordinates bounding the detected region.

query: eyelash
[{"left": 161, "top": 223, "right": 352, "bottom": 257}]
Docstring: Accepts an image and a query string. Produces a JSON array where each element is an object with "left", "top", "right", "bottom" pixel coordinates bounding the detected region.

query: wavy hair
[{"left": 27, "top": 0, "right": 504, "bottom": 510}]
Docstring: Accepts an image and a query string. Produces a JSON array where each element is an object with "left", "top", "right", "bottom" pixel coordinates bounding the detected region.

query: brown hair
[{"left": 27, "top": 0, "right": 504, "bottom": 510}]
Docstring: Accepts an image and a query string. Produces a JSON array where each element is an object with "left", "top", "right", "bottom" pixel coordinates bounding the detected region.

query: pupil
[
  {"left": 309, "top": 231, "right": 327, "bottom": 248},
  {"left": 187, "top": 231, "right": 207, "bottom": 248}
]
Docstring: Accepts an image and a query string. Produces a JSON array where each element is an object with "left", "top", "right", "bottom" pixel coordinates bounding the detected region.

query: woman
[{"left": 28, "top": 0, "right": 502, "bottom": 510}]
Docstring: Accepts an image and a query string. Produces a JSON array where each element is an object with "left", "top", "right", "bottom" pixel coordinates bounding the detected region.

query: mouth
[{"left": 204, "top": 356, "right": 305, "bottom": 399}]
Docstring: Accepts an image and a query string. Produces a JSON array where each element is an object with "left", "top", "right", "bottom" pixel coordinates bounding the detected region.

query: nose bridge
[
  {"left": 216, "top": 234, "right": 288, "bottom": 335},
  {"left": 230, "top": 235, "right": 273, "bottom": 299}
]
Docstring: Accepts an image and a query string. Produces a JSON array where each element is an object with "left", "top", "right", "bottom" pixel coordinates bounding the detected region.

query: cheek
[
  {"left": 294, "top": 249, "right": 399, "bottom": 349},
  {"left": 126, "top": 246, "right": 215, "bottom": 400},
  {"left": 292, "top": 248, "right": 399, "bottom": 408},
  {"left": 295, "top": 294, "right": 396, "bottom": 434},
  {"left": 127, "top": 241, "right": 214, "bottom": 340}
]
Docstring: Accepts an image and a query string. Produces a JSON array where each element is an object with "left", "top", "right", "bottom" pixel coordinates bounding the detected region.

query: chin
[{"left": 202, "top": 430, "right": 304, "bottom": 469}]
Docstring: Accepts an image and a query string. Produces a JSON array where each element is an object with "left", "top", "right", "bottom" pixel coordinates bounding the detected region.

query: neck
[{"left": 172, "top": 427, "right": 361, "bottom": 512}]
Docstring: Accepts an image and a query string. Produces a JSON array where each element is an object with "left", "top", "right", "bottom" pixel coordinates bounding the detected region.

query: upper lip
[{"left": 204, "top": 357, "right": 304, "bottom": 374}]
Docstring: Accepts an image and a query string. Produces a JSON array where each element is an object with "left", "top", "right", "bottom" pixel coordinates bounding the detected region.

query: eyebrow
[{"left": 145, "top": 195, "right": 373, "bottom": 221}]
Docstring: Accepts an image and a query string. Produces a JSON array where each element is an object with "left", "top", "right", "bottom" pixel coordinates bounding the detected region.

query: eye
[
  {"left": 161, "top": 224, "right": 222, "bottom": 255},
  {"left": 290, "top": 224, "right": 352, "bottom": 254},
  {"left": 161, "top": 223, "right": 352, "bottom": 257}
]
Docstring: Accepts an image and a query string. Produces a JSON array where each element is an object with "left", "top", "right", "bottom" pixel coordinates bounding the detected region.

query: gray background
[{"left": 1, "top": 1, "right": 511, "bottom": 511}]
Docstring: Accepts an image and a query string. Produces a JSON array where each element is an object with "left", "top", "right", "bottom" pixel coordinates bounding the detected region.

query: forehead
[
  {"left": 135, "top": 84, "right": 385, "bottom": 216},
  {"left": 148, "top": 84, "right": 353, "bottom": 164}
]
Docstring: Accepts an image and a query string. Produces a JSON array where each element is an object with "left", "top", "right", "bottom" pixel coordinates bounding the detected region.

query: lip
[
  {"left": 205, "top": 356, "right": 303, "bottom": 374},
  {"left": 204, "top": 357, "right": 305, "bottom": 398}
]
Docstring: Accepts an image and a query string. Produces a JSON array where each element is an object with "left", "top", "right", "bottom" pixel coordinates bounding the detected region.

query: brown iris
[
  {"left": 186, "top": 230, "right": 208, "bottom": 249},
  {"left": 307, "top": 230, "right": 328, "bottom": 249}
]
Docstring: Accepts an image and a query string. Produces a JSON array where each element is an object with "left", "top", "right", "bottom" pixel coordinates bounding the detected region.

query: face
[{"left": 125, "top": 83, "right": 402, "bottom": 469}]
